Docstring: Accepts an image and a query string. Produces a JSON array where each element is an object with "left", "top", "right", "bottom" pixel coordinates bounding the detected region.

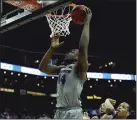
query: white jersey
[{"left": 56, "top": 64, "right": 86, "bottom": 108}]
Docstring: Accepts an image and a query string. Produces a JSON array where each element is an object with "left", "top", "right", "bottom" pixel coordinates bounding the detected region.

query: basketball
[{"left": 71, "top": 5, "right": 87, "bottom": 24}]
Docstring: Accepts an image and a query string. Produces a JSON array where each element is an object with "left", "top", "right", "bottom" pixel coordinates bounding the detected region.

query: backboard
[{"left": 0, "top": 0, "right": 73, "bottom": 34}]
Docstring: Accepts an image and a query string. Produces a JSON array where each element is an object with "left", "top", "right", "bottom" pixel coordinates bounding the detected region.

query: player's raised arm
[
  {"left": 39, "top": 32, "right": 64, "bottom": 74},
  {"left": 104, "top": 98, "right": 116, "bottom": 114},
  {"left": 75, "top": 7, "right": 92, "bottom": 80}
]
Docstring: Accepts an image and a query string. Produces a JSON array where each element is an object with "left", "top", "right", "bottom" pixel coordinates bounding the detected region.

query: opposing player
[
  {"left": 99, "top": 100, "right": 131, "bottom": 119},
  {"left": 98, "top": 98, "right": 116, "bottom": 119},
  {"left": 39, "top": 7, "right": 92, "bottom": 119},
  {"left": 115, "top": 102, "right": 131, "bottom": 119}
]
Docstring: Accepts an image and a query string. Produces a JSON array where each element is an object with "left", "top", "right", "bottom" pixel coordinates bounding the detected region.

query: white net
[{"left": 46, "top": 4, "right": 75, "bottom": 37}]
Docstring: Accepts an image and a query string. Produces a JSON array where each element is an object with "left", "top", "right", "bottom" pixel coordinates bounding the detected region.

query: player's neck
[
  {"left": 61, "top": 62, "right": 76, "bottom": 66},
  {"left": 62, "top": 59, "right": 77, "bottom": 65}
]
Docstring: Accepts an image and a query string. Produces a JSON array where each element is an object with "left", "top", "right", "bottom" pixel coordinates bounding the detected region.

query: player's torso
[{"left": 56, "top": 64, "right": 84, "bottom": 108}]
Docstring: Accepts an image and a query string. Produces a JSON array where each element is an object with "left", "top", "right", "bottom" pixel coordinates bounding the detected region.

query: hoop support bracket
[{"left": 0, "top": 0, "right": 73, "bottom": 34}]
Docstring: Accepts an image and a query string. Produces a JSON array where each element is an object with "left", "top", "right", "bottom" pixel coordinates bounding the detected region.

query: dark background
[
  {"left": 1, "top": 0, "right": 136, "bottom": 74},
  {"left": 0, "top": 0, "right": 136, "bottom": 118}
]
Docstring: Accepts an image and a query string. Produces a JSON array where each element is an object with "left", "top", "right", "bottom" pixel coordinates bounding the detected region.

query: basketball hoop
[{"left": 45, "top": 3, "right": 76, "bottom": 38}]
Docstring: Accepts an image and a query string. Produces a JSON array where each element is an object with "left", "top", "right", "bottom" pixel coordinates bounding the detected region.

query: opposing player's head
[
  {"left": 116, "top": 102, "right": 131, "bottom": 118},
  {"left": 64, "top": 49, "right": 79, "bottom": 65},
  {"left": 99, "top": 103, "right": 106, "bottom": 115}
]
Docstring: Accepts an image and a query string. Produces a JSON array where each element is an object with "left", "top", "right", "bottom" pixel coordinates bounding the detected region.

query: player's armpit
[{"left": 39, "top": 65, "right": 64, "bottom": 75}]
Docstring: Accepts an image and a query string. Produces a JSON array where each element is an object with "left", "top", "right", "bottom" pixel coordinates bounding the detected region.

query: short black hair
[{"left": 65, "top": 49, "right": 79, "bottom": 58}]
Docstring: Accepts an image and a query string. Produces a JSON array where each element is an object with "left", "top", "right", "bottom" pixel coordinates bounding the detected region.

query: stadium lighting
[
  {"left": 35, "top": 60, "right": 39, "bottom": 63},
  {"left": 18, "top": 73, "right": 20, "bottom": 76},
  {"left": 88, "top": 63, "right": 91, "bottom": 66},
  {"left": 51, "top": 102, "right": 53, "bottom": 105},
  {"left": 99, "top": 66, "right": 102, "bottom": 69},
  {"left": 109, "top": 62, "right": 113, "bottom": 65},
  {"left": 110, "top": 84, "right": 113, "bottom": 87},
  {"left": 5, "top": 78, "right": 7, "bottom": 82}
]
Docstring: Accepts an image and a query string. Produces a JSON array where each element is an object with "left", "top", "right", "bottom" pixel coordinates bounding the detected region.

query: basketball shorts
[{"left": 54, "top": 107, "right": 83, "bottom": 119}]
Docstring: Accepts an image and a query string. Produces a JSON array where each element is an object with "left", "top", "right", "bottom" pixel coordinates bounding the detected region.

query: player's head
[
  {"left": 64, "top": 49, "right": 79, "bottom": 65},
  {"left": 99, "top": 103, "right": 106, "bottom": 115},
  {"left": 116, "top": 102, "right": 130, "bottom": 113},
  {"left": 116, "top": 102, "right": 131, "bottom": 118}
]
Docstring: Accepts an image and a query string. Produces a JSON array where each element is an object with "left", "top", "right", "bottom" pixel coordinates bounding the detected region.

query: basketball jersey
[{"left": 56, "top": 64, "right": 86, "bottom": 108}]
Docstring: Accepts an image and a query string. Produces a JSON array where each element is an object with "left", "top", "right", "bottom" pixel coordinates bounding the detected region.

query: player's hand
[
  {"left": 84, "top": 7, "right": 92, "bottom": 22},
  {"left": 83, "top": 112, "right": 90, "bottom": 120},
  {"left": 106, "top": 98, "right": 116, "bottom": 106},
  {"left": 51, "top": 32, "right": 64, "bottom": 49},
  {"left": 91, "top": 116, "right": 99, "bottom": 119}
]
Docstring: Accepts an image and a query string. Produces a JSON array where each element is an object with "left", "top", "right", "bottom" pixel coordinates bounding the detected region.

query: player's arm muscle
[
  {"left": 39, "top": 32, "right": 64, "bottom": 75},
  {"left": 39, "top": 47, "right": 63, "bottom": 74},
  {"left": 104, "top": 98, "right": 116, "bottom": 114},
  {"left": 75, "top": 9, "right": 92, "bottom": 80}
]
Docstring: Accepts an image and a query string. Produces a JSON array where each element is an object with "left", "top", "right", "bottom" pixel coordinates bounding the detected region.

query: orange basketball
[{"left": 71, "top": 5, "right": 87, "bottom": 24}]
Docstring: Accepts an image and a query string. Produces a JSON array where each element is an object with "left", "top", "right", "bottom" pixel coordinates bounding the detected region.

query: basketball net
[{"left": 45, "top": 3, "right": 76, "bottom": 38}]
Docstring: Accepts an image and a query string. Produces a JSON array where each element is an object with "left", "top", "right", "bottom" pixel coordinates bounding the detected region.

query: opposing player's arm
[
  {"left": 39, "top": 32, "right": 64, "bottom": 74},
  {"left": 104, "top": 98, "right": 116, "bottom": 115},
  {"left": 75, "top": 8, "right": 92, "bottom": 80}
]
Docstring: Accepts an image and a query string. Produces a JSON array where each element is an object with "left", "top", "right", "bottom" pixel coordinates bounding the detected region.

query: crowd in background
[
  {"left": 0, "top": 98, "right": 136, "bottom": 119},
  {"left": 0, "top": 109, "right": 51, "bottom": 119}
]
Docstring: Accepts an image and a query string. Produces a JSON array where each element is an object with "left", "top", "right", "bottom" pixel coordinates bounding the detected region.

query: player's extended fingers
[
  {"left": 83, "top": 7, "right": 88, "bottom": 14},
  {"left": 84, "top": 112, "right": 89, "bottom": 117},
  {"left": 86, "top": 7, "right": 91, "bottom": 14},
  {"left": 87, "top": 8, "right": 91, "bottom": 14},
  {"left": 107, "top": 98, "right": 116, "bottom": 105},
  {"left": 52, "top": 32, "right": 60, "bottom": 41},
  {"left": 83, "top": 6, "right": 91, "bottom": 14},
  {"left": 54, "top": 32, "right": 60, "bottom": 37}
]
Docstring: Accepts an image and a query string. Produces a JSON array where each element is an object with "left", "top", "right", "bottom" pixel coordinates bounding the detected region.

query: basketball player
[
  {"left": 115, "top": 102, "right": 131, "bottom": 119},
  {"left": 39, "top": 7, "right": 92, "bottom": 119},
  {"left": 82, "top": 98, "right": 116, "bottom": 119},
  {"left": 99, "top": 101, "right": 131, "bottom": 119},
  {"left": 98, "top": 98, "right": 116, "bottom": 119}
]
